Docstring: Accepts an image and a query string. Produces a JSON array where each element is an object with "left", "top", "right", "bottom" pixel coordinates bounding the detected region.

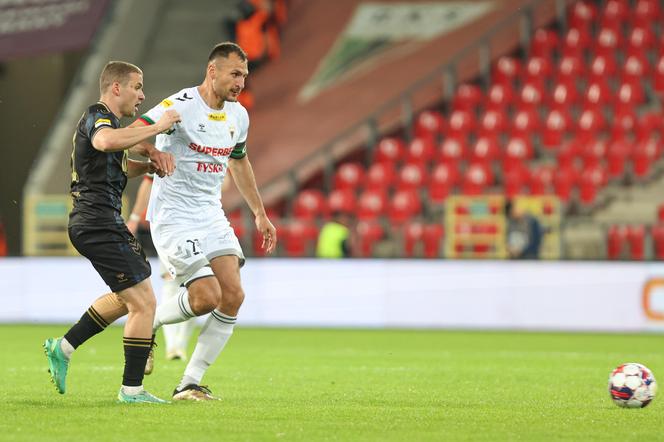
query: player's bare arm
[
  {"left": 91, "top": 110, "right": 181, "bottom": 153},
  {"left": 127, "top": 121, "right": 177, "bottom": 176},
  {"left": 126, "top": 159, "right": 157, "bottom": 179},
  {"left": 229, "top": 155, "right": 277, "bottom": 253}
]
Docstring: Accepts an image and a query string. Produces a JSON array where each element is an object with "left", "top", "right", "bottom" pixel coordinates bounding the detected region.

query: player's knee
[
  {"left": 189, "top": 290, "right": 219, "bottom": 315},
  {"left": 222, "top": 286, "right": 245, "bottom": 311}
]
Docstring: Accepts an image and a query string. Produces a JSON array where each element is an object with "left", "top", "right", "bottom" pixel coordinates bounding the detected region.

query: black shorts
[{"left": 68, "top": 223, "right": 152, "bottom": 292}]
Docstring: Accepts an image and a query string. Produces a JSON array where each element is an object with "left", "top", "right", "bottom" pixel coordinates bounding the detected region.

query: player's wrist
[{"left": 129, "top": 213, "right": 141, "bottom": 222}]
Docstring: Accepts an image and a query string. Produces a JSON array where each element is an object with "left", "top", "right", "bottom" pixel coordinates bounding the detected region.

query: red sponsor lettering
[
  {"left": 196, "top": 162, "right": 224, "bottom": 173},
  {"left": 189, "top": 142, "right": 233, "bottom": 157}
]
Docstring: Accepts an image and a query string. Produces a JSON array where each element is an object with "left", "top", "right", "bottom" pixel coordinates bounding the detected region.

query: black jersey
[{"left": 69, "top": 102, "right": 128, "bottom": 226}]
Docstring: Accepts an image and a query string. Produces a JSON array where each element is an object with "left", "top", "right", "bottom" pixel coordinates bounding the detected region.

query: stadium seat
[
  {"left": 658, "top": 204, "right": 664, "bottom": 222},
  {"left": 652, "top": 224, "right": 664, "bottom": 260},
  {"left": 578, "top": 165, "right": 607, "bottom": 206},
  {"left": 553, "top": 166, "right": 577, "bottom": 203},
  {"left": 567, "top": 1, "right": 597, "bottom": 29},
  {"left": 621, "top": 54, "right": 649, "bottom": 84},
  {"left": 438, "top": 136, "right": 468, "bottom": 165},
  {"left": 388, "top": 190, "right": 422, "bottom": 225},
  {"left": 627, "top": 225, "right": 646, "bottom": 260},
  {"left": 355, "top": 220, "right": 384, "bottom": 257},
  {"left": 580, "top": 137, "right": 607, "bottom": 169},
  {"left": 292, "top": 189, "right": 327, "bottom": 220},
  {"left": 576, "top": 109, "right": 606, "bottom": 143},
  {"left": 616, "top": 81, "right": 644, "bottom": 108},
  {"left": 593, "top": 27, "right": 622, "bottom": 58},
  {"left": 461, "top": 163, "right": 492, "bottom": 195},
  {"left": 517, "top": 82, "right": 545, "bottom": 111},
  {"left": 327, "top": 189, "right": 356, "bottom": 214},
  {"left": 548, "top": 81, "right": 578, "bottom": 111},
  {"left": 557, "top": 138, "right": 582, "bottom": 169},
  {"left": 356, "top": 190, "right": 388, "bottom": 221},
  {"left": 542, "top": 109, "right": 571, "bottom": 148},
  {"left": 485, "top": 83, "right": 513, "bottom": 112},
  {"left": 632, "top": 137, "right": 659, "bottom": 179},
  {"left": 403, "top": 221, "right": 424, "bottom": 257},
  {"left": 556, "top": 55, "right": 585, "bottom": 84},
  {"left": 583, "top": 80, "right": 612, "bottom": 111},
  {"left": 607, "top": 225, "right": 628, "bottom": 259},
  {"left": 478, "top": 109, "right": 508, "bottom": 138},
  {"left": 396, "top": 163, "right": 428, "bottom": 191},
  {"left": 374, "top": 137, "right": 406, "bottom": 164},
  {"left": 422, "top": 224, "right": 444, "bottom": 258},
  {"left": 452, "top": 83, "right": 483, "bottom": 112},
  {"left": 492, "top": 56, "right": 521, "bottom": 86},
  {"left": 523, "top": 57, "right": 552, "bottom": 88},
  {"left": 333, "top": 162, "right": 365, "bottom": 191},
  {"left": 365, "top": 162, "right": 396, "bottom": 191},
  {"left": 281, "top": 220, "right": 319, "bottom": 257},
  {"left": 428, "top": 162, "right": 459, "bottom": 204},
  {"left": 405, "top": 137, "right": 435, "bottom": 165},
  {"left": 633, "top": 0, "right": 661, "bottom": 28},
  {"left": 588, "top": 54, "right": 616, "bottom": 83},
  {"left": 469, "top": 135, "right": 501, "bottom": 165},
  {"left": 511, "top": 108, "right": 540, "bottom": 139},
  {"left": 611, "top": 107, "right": 638, "bottom": 140},
  {"left": 561, "top": 26, "right": 591, "bottom": 58},
  {"left": 529, "top": 164, "right": 555, "bottom": 195},
  {"left": 414, "top": 110, "right": 445, "bottom": 141},
  {"left": 626, "top": 26, "right": 655, "bottom": 57},
  {"left": 606, "top": 138, "right": 631, "bottom": 179},
  {"left": 530, "top": 28, "right": 559, "bottom": 58},
  {"left": 503, "top": 136, "right": 533, "bottom": 171},
  {"left": 503, "top": 164, "right": 530, "bottom": 197},
  {"left": 447, "top": 109, "right": 476, "bottom": 139},
  {"left": 652, "top": 55, "right": 664, "bottom": 94}
]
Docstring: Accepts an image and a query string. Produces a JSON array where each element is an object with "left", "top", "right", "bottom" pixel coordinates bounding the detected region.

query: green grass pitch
[{"left": 0, "top": 325, "right": 661, "bottom": 441}]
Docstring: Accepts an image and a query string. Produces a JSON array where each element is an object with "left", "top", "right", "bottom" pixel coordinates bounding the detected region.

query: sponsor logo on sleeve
[
  {"left": 161, "top": 99, "right": 173, "bottom": 108},
  {"left": 94, "top": 118, "right": 112, "bottom": 128}
]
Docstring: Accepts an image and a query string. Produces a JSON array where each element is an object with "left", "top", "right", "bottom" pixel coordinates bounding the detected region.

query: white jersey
[{"left": 141, "top": 86, "right": 249, "bottom": 226}]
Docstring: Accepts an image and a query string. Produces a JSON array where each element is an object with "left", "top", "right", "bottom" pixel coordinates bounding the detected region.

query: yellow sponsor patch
[
  {"left": 161, "top": 99, "right": 173, "bottom": 108},
  {"left": 208, "top": 112, "right": 226, "bottom": 122},
  {"left": 94, "top": 118, "right": 112, "bottom": 128}
]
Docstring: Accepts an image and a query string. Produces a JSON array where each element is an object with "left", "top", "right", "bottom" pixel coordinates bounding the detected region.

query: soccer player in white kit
[{"left": 131, "top": 42, "right": 277, "bottom": 401}]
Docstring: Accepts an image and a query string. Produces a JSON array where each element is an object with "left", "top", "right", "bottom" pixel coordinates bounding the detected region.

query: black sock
[
  {"left": 63, "top": 307, "right": 108, "bottom": 349},
  {"left": 122, "top": 337, "right": 152, "bottom": 387}
]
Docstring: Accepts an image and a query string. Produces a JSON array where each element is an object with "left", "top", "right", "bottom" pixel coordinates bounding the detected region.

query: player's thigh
[
  {"left": 68, "top": 223, "right": 152, "bottom": 293},
  {"left": 116, "top": 277, "right": 156, "bottom": 311},
  {"left": 210, "top": 255, "right": 243, "bottom": 293}
]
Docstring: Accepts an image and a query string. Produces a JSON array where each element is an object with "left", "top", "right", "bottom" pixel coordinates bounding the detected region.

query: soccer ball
[{"left": 608, "top": 363, "right": 657, "bottom": 408}]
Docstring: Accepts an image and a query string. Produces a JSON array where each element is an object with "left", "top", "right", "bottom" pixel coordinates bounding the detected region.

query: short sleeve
[
  {"left": 138, "top": 97, "right": 173, "bottom": 126},
  {"left": 87, "top": 108, "right": 118, "bottom": 141},
  {"left": 230, "top": 106, "right": 250, "bottom": 159}
]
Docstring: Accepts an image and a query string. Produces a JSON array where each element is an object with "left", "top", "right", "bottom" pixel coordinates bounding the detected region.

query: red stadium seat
[
  {"left": 492, "top": 56, "right": 521, "bottom": 86},
  {"left": 503, "top": 164, "right": 530, "bottom": 197},
  {"left": 599, "top": 0, "right": 628, "bottom": 29},
  {"left": 477, "top": 109, "right": 508, "bottom": 138},
  {"left": 523, "top": 57, "right": 552, "bottom": 88},
  {"left": 588, "top": 55, "right": 616, "bottom": 83},
  {"left": 556, "top": 55, "right": 584, "bottom": 84},
  {"left": 327, "top": 189, "right": 356, "bottom": 214},
  {"left": 557, "top": 138, "right": 582, "bottom": 169},
  {"left": 452, "top": 83, "right": 483, "bottom": 112},
  {"left": 652, "top": 55, "right": 664, "bottom": 94},
  {"left": 583, "top": 80, "right": 612, "bottom": 111},
  {"left": 529, "top": 165, "right": 555, "bottom": 195},
  {"left": 567, "top": 1, "right": 597, "bottom": 29},
  {"left": 594, "top": 27, "right": 622, "bottom": 58},
  {"left": 403, "top": 221, "right": 424, "bottom": 257},
  {"left": 365, "top": 162, "right": 396, "bottom": 191},
  {"left": 446, "top": 109, "right": 476, "bottom": 139},
  {"left": 517, "top": 82, "right": 545, "bottom": 111},
  {"left": 652, "top": 224, "right": 664, "bottom": 260},
  {"left": 611, "top": 107, "right": 637, "bottom": 140},
  {"left": 607, "top": 139, "right": 631, "bottom": 179},
  {"left": 388, "top": 190, "right": 422, "bottom": 225},
  {"left": 355, "top": 220, "right": 384, "bottom": 257},
  {"left": 374, "top": 137, "right": 406, "bottom": 164},
  {"left": 438, "top": 136, "right": 468, "bottom": 165},
  {"left": 580, "top": 138, "right": 608, "bottom": 169},
  {"left": 632, "top": 137, "right": 659, "bottom": 178},
  {"left": 428, "top": 162, "right": 459, "bottom": 204},
  {"left": 607, "top": 225, "right": 628, "bottom": 259},
  {"left": 548, "top": 81, "right": 578, "bottom": 111},
  {"left": 503, "top": 136, "right": 533, "bottom": 170},
  {"left": 561, "top": 27, "right": 591, "bottom": 58},
  {"left": 542, "top": 109, "right": 571, "bottom": 149},
  {"left": 396, "top": 163, "right": 428, "bottom": 191},
  {"left": 658, "top": 204, "right": 664, "bottom": 222},
  {"left": 576, "top": 109, "right": 606, "bottom": 142},
  {"left": 405, "top": 137, "right": 435, "bottom": 165},
  {"left": 530, "top": 28, "right": 559, "bottom": 58},
  {"left": 633, "top": 0, "right": 661, "bottom": 28},
  {"left": 626, "top": 26, "right": 655, "bottom": 57},
  {"left": 292, "top": 189, "right": 327, "bottom": 220},
  {"left": 413, "top": 110, "right": 445, "bottom": 141},
  {"left": 333, "top": 162, "right": 365, "bottom": 191},
  {"left": 422, "top": 224, "right": 444, "bottom": 258},
  {"left": 511, "top": 108, "right": 540, "bottom": 139},
  {"left": 621, "top": 54, "right": 649, "bottom": 84},
  {"left": 461, "top": 163, "right": 492, "bottom": 195},
  {"left": 553, "top": 166, "right": 577, "bottom": 203},
  {"left": 485, "top": 83, "right": 514, "bottom": 112},
  {"left": 356, "top": 190, "right": 388, "bottom": 221},
  {"left": 627, "top": 225, "right": 646, "bottom": 260},
  {"left": 469, "top": 135, "right": 501, "bottom": 165},
  {"left": 281, "top": 220, "right": 318, "bottom": 257},
  {"left": 578, "top": 165, "right": 607, "bottom": 206},
  {"left": 616, "top": 82, "right": 644, "bottom": 107}
]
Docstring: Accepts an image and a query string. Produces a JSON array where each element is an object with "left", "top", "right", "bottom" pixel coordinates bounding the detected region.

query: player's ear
[{"left": 111, "top": 81, "right": 121, "bottom": 96}]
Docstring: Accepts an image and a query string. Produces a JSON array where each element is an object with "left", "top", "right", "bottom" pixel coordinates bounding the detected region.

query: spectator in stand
[
  {"left": 505, "top": 200, "right": 543, "bottom": 259},
  {"left": 316, "top": 211, "right": 354, "bottom": 258}
]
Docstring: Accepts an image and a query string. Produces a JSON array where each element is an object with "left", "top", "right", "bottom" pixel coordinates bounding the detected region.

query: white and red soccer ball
[{"left": 608, "top": 363, "right": 657, "bottom": 408}]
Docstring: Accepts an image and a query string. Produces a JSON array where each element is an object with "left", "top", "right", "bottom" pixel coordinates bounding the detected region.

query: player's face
[
  {"left": 118, "top": 72, "right": 145, "bottom": 117},
  {"left": 211, "top": 53, "right": 248, "bottom": 102}
]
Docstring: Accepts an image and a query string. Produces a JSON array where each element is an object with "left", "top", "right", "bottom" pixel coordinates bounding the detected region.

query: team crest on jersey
[
  {"left": 208, "top": 112, "right": 226, "bottom": 122},
  {"left": 229, "top": 125, "right": 236, "bottom": 139},
  {"left": 94, "top": 118, "right": 112, "bottom": 128},
  {"left": 160, "top": 99, "right": 173, "bottom": 108}
]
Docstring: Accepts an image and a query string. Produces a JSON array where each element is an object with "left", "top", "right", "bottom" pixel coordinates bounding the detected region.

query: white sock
[
  {"left": 121, "top": 385, "right": 144, "bottom": 395},
  {"left": 160, "top": 279, "right": 180, "bottom": 351},
  {"left": 153, "top": 286, "right": 195, "bottom": 332},
  {"left": 59, "top": 337, "right": 75, "bottom": 359},
  {"left": 178, "top": 310, "right": 236, "bottom": 389}
]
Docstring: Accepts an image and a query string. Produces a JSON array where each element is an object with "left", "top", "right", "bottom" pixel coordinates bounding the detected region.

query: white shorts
[{"left": 151, "top": 216, "right": 245, "bottom": 287}]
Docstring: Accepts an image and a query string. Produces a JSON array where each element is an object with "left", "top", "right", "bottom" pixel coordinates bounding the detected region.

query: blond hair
[{"left": 99, "top": 61, "right": 142, "bottom": 94}]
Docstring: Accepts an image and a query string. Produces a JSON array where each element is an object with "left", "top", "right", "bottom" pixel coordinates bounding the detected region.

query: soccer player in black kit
[{"left": 43, "top": 61, "right": 180, "bottom": 403}]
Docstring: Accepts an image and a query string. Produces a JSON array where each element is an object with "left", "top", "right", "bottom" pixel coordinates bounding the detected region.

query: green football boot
[
  {"left": 43, "top": 337, "right": 69, "bottom": 394},
  {"left": 117, "top": 389, "right": 170, "bottom": 404}
]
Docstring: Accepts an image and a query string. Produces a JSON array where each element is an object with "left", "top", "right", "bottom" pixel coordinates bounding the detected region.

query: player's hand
[
  {"left": 156, "top": 109, "right": 181, "bottom": 133},
  {"left": 148, "top": 150, "right": 175, "bottom": 176},
  {"left": 255, "top": 213, "right": 277, "bottom": 254}
]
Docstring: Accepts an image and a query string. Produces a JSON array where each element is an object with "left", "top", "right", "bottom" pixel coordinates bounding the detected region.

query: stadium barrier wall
[{"left": 1, "top": 258, "right": 664, "bottom": 332}]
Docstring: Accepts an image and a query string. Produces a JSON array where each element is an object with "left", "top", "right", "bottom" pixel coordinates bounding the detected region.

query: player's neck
[
  {"left": 98, "top": 97, "right": 122, "bottom": 119},
  {"left": 197, "top": 84, "right": 225, "bottom": 110}
]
